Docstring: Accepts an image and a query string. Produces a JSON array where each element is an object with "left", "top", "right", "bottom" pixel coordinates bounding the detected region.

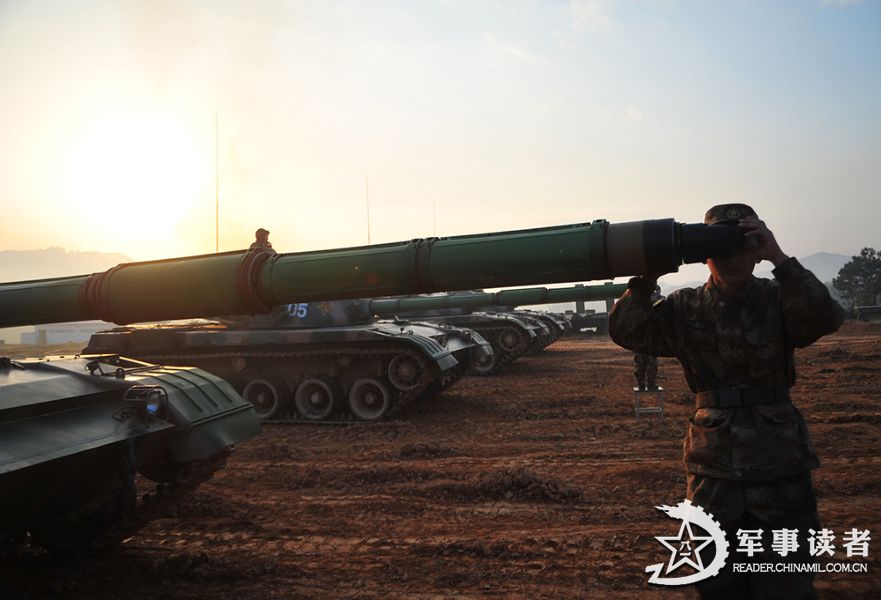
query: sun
[{"left": 60, "top": 110, "right": 212, "bottom": 257}]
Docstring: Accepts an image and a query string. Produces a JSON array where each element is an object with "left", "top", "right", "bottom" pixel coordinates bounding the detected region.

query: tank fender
[{"left": 134, "top": 367, "right": 260, "bottom": 463}]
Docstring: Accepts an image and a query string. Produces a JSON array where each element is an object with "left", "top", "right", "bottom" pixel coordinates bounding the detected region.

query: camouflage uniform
[
  {"left": 609, "top": 209, "right": 845, "bottom": 599},
  {"left": 633, "top": 287, "right": 663, "bottom": 390},
  {"left": 633, "top": 352, "right": 658, "bottom": 390}
]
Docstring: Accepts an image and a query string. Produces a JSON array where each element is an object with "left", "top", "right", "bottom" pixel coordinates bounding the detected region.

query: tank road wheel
[
  {"left": 387, "top": 354, "right": 426, "bottom": 391},
  {"left": 468, "top": 348, "right": 499, "bottom": 376},
  {"left": 348, "top": 378, "right": 393, "bottom": 421},
  {"left": 497, "top": 327, "right": 525, "bottom": 353},
  {"left": 294, "top": 377, "right": 342, "bottom": 421},
  {"left": 243, "top": 377, "right": 288, "bottom": 420}
]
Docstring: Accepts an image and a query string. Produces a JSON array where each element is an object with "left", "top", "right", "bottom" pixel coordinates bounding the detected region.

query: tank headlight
[
  {"left": 123, "top": 385, "right": 169, "bottom": 422},
  {"left": 146, "top": 393, "right": 163, "bottom": 416}
]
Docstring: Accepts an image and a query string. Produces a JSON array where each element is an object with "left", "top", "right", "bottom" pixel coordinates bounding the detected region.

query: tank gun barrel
[
  {"left": 368, "top": 282, "right": 628, "bottom": 316},
  {"left": 0, "top": 218, "right": 740, "bottom": 328}
]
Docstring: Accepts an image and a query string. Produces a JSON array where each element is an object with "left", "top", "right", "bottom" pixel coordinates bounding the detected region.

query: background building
[{"left": 19, "top": 322, "right": 110, "bottom": 345}]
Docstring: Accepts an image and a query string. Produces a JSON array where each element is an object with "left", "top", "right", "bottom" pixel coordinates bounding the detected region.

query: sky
[{"left": 0, "top": 0, "right": 879, "bottom": 287}]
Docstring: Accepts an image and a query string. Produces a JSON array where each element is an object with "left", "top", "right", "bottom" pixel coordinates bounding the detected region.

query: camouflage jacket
[{"left": 609, "top": 258, "right": 845, "bottom": 481}]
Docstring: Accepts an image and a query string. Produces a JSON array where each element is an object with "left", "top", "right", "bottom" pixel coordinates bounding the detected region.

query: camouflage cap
[{"left": 703, "top": 203, "right": 757, "bottom": 226}]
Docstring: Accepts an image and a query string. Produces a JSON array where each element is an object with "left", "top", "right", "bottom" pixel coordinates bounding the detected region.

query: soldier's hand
[
  {"left": 627, "top": 273, "right": 663, "bottom": 297},
  {"left": 739, "top": 216, "right": 788, "bottom": 266}
]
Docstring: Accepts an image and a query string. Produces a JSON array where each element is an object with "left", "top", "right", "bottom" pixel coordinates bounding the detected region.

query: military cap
[
  {"left": 704, "top": 203, "right": 757, "bottom": 226},
  {"left": 256, "top": 228, "right": 270, "bottom": 236}
]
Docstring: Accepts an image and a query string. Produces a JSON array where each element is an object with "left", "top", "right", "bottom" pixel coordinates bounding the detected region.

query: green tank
[
  {"left": 0, "top": 353, "right": 260, "bottom": 556},
  {"left": 84, "top": 299, "right": 493, "bottom": 423},
  {"left": 366, "top": 301, "right": 549, "bottom": 374},
  {"left": 396, "top": 309, "right": 544, "bottom": 375},
  {"left": 521, "top": 311, "right": 571, "bottom": 345},
  {"left": 501, "top": 284, "right": 627, "bottom": 349},
  {"left": 509, "top": 310, "right": 569, "bottom": 354},
  {"left": 512, "top": 312, "right": 557, "bottom": 355},
  {"left": 569, "top": 308, "right": 613, "bottom": 335},
  {"left": 368, "top": 283, "right": 628, "bottom": 371}
]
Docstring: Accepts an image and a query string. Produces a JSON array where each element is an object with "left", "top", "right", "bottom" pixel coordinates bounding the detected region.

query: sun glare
[{"left": 60, "top": 111, "right": 211, "bottom": 257}]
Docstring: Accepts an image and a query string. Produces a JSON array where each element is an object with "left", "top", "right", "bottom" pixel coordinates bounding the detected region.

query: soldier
[
  {"left": 633, "top": 352, "right": 657, "bottom": 390},
  {"left": 609, "top": 204, "right": 844, "bottom": 599},
  {"left": 633, "top": 285, "right": 663, "bottom": 390},
  {"left": 249, "top": 228, "right": 272, "bottom": 251}
]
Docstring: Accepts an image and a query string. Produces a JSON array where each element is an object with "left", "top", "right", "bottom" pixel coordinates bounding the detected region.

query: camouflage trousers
[
  {"left": 633, "top": 353, "right": 658, "bottom": 389},
  {"left": 687, "top": 471, "right": 819, "bottom": 600}
]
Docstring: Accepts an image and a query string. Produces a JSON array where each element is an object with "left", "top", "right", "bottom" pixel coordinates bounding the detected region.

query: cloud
[
  {"left": 570, "top": 0, "right": 613, "bottom": 31},
  {"left": 485, "top": 34, "right": 541, "bottom": 64}
]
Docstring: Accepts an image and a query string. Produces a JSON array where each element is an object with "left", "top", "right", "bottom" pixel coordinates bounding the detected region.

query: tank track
[
  {"left": 137, "top": 344, "right": 465, "bottom": 424},
  {"left": 466, "top": 325, "right": 535, "bottom": 376},
  {"left": 2, "top": 450, "right": 229, "bottom": 558},
  {"left": 524, "top": 329, "right": 562, "bottom": 356}
]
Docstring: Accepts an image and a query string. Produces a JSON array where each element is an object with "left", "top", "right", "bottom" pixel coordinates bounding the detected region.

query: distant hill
[
  {"left": 754, "top": 252, "right": 850, "bottom": 284},
  {"left": 0, "top": 247, "right": 131, "bottom": 282},
  {"left": 659, "top": 252, "right": 851, "bottom": 297}
]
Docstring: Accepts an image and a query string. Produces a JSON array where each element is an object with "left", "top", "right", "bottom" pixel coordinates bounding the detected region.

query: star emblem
[
  {"left": 725, "top": 206, "right": 742, "bottom": 220},
  {"left": 655, "top": 519, "right": 715, "bottom": 574}
]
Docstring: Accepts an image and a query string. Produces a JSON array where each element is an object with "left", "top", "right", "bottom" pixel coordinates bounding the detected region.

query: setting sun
[{"left": 57, "top": 110, "right": 212, "bottom": 256}]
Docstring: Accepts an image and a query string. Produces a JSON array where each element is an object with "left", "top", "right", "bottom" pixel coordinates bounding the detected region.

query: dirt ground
[{"left": 3, "top": 323, "right": 880, "bottom": 599}]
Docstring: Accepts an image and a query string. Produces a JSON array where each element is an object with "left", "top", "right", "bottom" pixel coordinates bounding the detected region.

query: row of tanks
[
  {"left": 1, "top": 216, "right": 744, "bottom": 554},
  {"left": 368, "top": 282, "right": 629, "bottom": 371},
  {"left": 85, "top": 299, "right": 494, "bottom": 422},
  {"left": 83, "top": 283, "right": 626, "bottom": 423}
]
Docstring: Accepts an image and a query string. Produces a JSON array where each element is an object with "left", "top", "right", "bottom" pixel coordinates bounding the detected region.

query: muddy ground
[{"left": 2, "top": 323, "right": 880, "bottom": 599}]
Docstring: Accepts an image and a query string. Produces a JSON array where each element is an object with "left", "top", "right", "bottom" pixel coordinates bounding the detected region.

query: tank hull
[
  {"left": 85, "top": 319, "right": 492, "bottom": 422},
  {"left": 371, "top": 312, "right": 544, "bottom": 376},
  {"left": 0, "top": 355, "right": 259, "bottom": 554}
]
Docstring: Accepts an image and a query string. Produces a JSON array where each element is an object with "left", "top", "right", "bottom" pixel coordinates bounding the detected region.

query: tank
[
  {"left": 512, "top": 310, "right": 570, "bottom": 353},
  {"left": 504, "top": 284, "right": 627, "bottom": 347},
  {"left": 1, "top": 354, "right": 260, "bottom": 556},
  {"left": 512, "top": 312, "right": 557, "bottom": 355},
  {"left": 569, "top": 309, "right": 613, "bottom": 335},
  {"left": 368, "top": 283, "right": 628, "bottom": 371},
  {"left": 365, "top": 305, "right": 545, "bottom": 375},
  {"left": 84, "top": 299, "right": 494, "bottom": 422}
]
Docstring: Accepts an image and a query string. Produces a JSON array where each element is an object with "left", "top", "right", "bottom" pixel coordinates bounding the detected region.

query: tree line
[{"left": 833, "top": 248, "right": 881, "bottom": 315}]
